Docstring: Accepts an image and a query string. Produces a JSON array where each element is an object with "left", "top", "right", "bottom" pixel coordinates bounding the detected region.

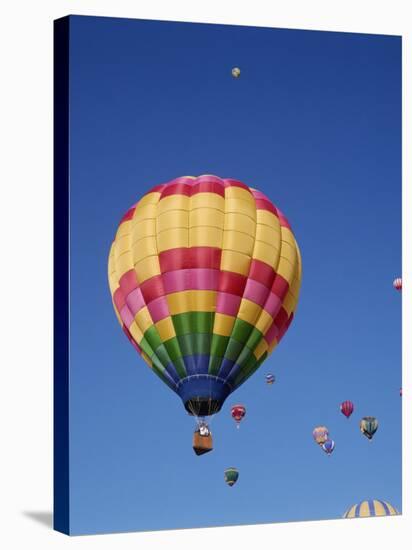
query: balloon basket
[{"left": 193, "top": 431, "right": 213, "bottom": 456}]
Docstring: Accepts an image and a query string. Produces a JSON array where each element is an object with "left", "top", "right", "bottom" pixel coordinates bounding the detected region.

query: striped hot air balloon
[
  {"left": 108, "top": 175, "right": 302, "bottom": 418},
  {"left": 340, "top": 400, "right": 354, "bottom": 419},
  {"left": 343, "top": 500, "right": 399, "bottom": 518},
  {"left": 224, "top": 467, "right": 239, "bottom": 487},
  {"left": 321, "top": 439, "right": 335, "bottom": 455},
  {"left": 231, "top": 404, "right": 246, "bottom": 428},
  {"left": 360, "top": 416, "right": 378, "bottom": 440},
  {"left": 265, "top": 373, "right": 275, "bottom": 385},
  {"left": 393, "top": 277, "right": 402, "bottom": 291}
]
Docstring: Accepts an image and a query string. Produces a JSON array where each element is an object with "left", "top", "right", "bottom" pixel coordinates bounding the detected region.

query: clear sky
[{"left": 67, "top": 15, "right": 401, "bottom": 535}]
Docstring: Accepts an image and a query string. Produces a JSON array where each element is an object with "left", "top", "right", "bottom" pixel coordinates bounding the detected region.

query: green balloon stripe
[{"left": 142, "top": 311, "right": 267, "bottom": 383}]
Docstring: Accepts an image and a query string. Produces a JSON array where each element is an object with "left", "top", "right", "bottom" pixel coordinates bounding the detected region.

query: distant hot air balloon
[
  {"left": 322, "top": 439, "right": 335, "bottom": 455},
  {"left": 360, "top": 417, "right": 378, "bottom": 440},
  {"left": 393, "top": 277, "right": 402, "bottom": 291},
  {"left": 231, "top": 404, "right": 246, "bottom": 428},
  {"left": 265, "top": 373, "right": 275, "bottom": 385},
  {"left": 313, "top": 426, "right": 329, "bottom": 445},
  {"left": 343, "top": 500, "right": 399, "bottom": 518},
  {"left": 340, "top": 400, "right": 354, "bottom": 419},
  {"left": 232, "top": 67, "right": 241, "bottom": 78},
  {"left": 400, "top": 388, "right": 402, "bottom": 397},
  {"left": 108, "top": 175, "right": 302, "bottom": 427},
  {"left": 224, "top": 467, "right": 239, "bottom": 487}
]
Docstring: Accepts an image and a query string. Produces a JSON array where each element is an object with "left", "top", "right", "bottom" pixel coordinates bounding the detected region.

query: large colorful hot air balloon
[
  {"left": 360, "top": 416, "right": 378, "bottom": 440},
  {"left": 231, "top": 404, "right": 246, "bottom": 428},
  {"left": 321, "top": 439, "right": 335, "bottom": 455},
  {"left": 343, "top": 500, "right": 399, "bottom": 518},
  {"left": 108, "top": 175, "right": 302, "bottom": 419},
  {"left": 224, "top": 467, "right": 239, "bottom": 487},
  {"left": 340, "top": 400, "right": 354, "bottom": 419},
  {"left": 265, "top": 373, "right": 275, "bottom": 385},
  {"left": 393, "top": 277, "right": 402, "bottom": 291},
  {"left": 313, "top": 426, "right": 329, "bottom": 445}
]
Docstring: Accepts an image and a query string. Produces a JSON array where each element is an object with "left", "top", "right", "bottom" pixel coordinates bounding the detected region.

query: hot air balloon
[
  {"left": 232, "top": 67, "right": 241, "bottom": 78},
  {"left": 265, "top": 373, "right": 275, "bottom": 385},
  {"left": 343, "top": 500, "right": 399, "bottom": 518},
  {"left": 340, "top": 400, "right": 354, "bottom": 419},
  {"left": 400, "top": 387, "right": 402, "bottom": 397},
  {"left": 393, "top": 277, "right": 402, "bottom": 291},
  {"left": 224, "top": 467, "right": 239, "bottom": 487},
  {"left": 108, "top": 175, "right": 302, "bottom": 437},
  {"left": 313, "top": 426, "right": 329, "bottom": 445},
  {"left": 322, "top": 439, "right": 335, "bottom": 455},
  {"left": 360, "top": 416, "right": 378, "bottom": 440},
  {"left": 231, "top": 404, "right": 246, "bottom": 428}
]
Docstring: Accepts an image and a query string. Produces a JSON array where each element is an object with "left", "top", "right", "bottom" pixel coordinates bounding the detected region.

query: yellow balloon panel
[
  {"left": 237, "top": 298, "right": 262, "bottom": 325},
  {"left": 155, "top": 317, "right": 176, "bottom": 341},
  {"left": 115, "top": 220, "right": 132, "bottom": 240},
  {"left": 224, "top": 213, "right": 256, "bottom": 236},
  {"left": 224, "top": 186, "right": 253, "bottom": 201},
  {"left": 189, "top": 226, "right": 223, "bottom": 248},
  {"left": 213, "top": 313, "right": 236, "bottom": 336},
  {"left": 189, "top": 208, "right": 224, "bottom": 229},
  {"left": 134, "top": 255, "right": 161, "bottom": 283},
  {"left": 222, "top": 230, "right": 255, "bottom": 256},
  {"left": 225, "top": 198, "right": 256, "bottom": 219},
  {"left": 131, "top": 237, "right": 158, "bottom": 264},
  {"left": 157, "top": 228, "right": 189, "bottom": 252},
  {"left": 131, "top": 219, "right": 156, "bottom": 243},
  {"left": 256, "top": 209, "right": 279, "bottom": 228},
  {"left": 157, "top": 195, "right": 190, "bottom": 215},
  {"left": 252, "top": 240, "right": 280, "bottom": 267},
  {"left": 135, "top": 306, "right": 154, "bottom": 334},
  {"left": 156, "top": 210, "right": 189, "bottom": 232},
  {"left": 220, "top": 250, "right": 251, "bottom": 276},
  {"left": 136, "top": 191, "right": 161, "bottom": 208},
  {"left": 115, "top": 251, "right": 134, "bottom": 278},
  {"left": 190, "top": 193, "right": 224, "bottom": 211},
  {"left": 255, "top": 309, "right": 274, "bottom": 335}
]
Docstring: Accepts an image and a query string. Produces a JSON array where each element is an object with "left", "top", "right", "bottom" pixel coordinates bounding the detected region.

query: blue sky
[{"left": 67, "top": 15, "right": 401, "bottom": 534}]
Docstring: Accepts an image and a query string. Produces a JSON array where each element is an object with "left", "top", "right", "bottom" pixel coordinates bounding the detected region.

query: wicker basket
[{"left": 192, "top": 431, "right": 213, "bottom": 455}]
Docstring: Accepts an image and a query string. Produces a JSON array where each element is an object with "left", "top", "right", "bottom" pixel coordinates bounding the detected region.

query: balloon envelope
[
  {"left": 108, "top": 175, "right": 302, "bottom": 417},
  {"left": 265, "top": 373, "right": 275, "bottom": 385},
  {"left": 232, "top": 67, "right": 241, "bottom": 78},
  {"left": 393, "top": 277, "right": 402, "bottom": 291},
  {"left": 322, "top": 439, "right": 335, "bottom": 455},
  {"left": 231, "top": 404, "right": 246, "bottom": 423},
  {"left": 360, "top": 416, "right": 378, "bottom": 440},
  {"left": 343, "top": 500, "right": 398, "bottom": 518},
  {"left": 224, "top": 467, "right": 239, "bottom": 486},
  {"left": 340, "top": 400, "right": 354, "bottom": 418},
  {"left": 313, "top": 426, "right": 329, "bottom": 445}
]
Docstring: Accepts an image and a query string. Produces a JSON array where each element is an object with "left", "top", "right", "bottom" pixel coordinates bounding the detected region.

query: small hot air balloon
[
  {"left": 313, "top": 426, "right": 329, "bottom": 445},
  {"left": 224, "top": 467, "right": 239, "bottom": 487},
  {"left": 360, "top": 417, "right": 378, "bottom": 440},
  {"left": 400, "top": 388, "right": 402, "bottom": 397},
  {"left": 231, "top": 67, "right": 241, "bottom": 78},
  {"left": 343, "top": 500, "right": 399, "bottom": 518},
  {"left": 393, "top": 277, "right": 402, "bottom": 291},
  {"left": 322, "top": 439, "right": 335, "bottom": 456},
  {"left": 340, "top": 400, "right": 354, "bottom": 419},
  {"left": 231, "top": 404, "right": 246, "bottom": 428},
  {"left": 265, "top": 373, "right": 275, "bottom": 385}
]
